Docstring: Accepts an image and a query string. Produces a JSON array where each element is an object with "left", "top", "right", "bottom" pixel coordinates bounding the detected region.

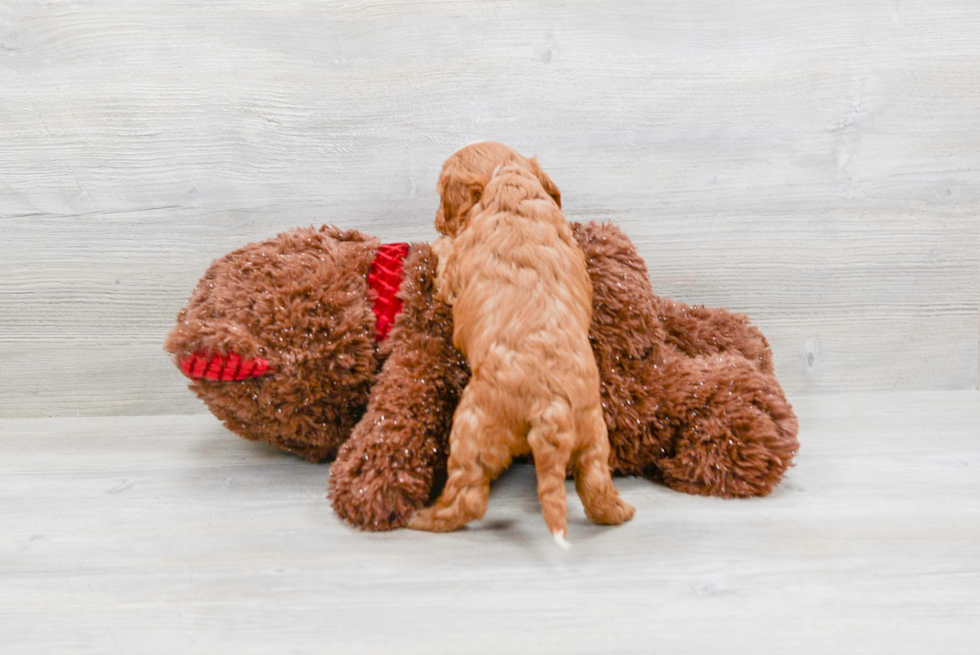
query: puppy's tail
[{"left": 527, "top": 408, "right": 573, "bottom": 545}]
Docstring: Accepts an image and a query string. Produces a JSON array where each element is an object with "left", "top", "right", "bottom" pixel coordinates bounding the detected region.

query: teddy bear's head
[{"left": 164, "top": 225, "right": 396, "bottom": 461}]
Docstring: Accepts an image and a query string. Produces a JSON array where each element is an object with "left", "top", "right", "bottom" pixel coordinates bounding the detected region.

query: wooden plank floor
[{"left": 2, "top": 391, "right": 979, "bottom": 654}]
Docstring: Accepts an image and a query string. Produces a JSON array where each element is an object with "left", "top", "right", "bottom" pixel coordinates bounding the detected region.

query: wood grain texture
[
  {"left": 1, "top": 390, "right": 979, "bottom": 653},
  {"left": 2, "top": 1, "right": 979, "bottom": 416}
]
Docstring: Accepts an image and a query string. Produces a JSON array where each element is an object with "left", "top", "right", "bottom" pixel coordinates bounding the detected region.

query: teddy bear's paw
[
  {"left": 653, "top": 356, "right": 799, "bottom": 498},
  {"left": 328, "top": 458, "right": 437, "bottom": 531},
  {"left": 657, "top": 402, "right": 797, "bottom": 498}
]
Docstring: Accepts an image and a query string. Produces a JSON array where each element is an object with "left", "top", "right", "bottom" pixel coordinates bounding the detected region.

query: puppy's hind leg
[
  {"left": 573, "top": 407, "right": 636, "bottom": 526},
  {"left": 526, "top": 404, "right": 576, "bottom": 546},
  {"left": 408, "top": 386, "right": 514, "bottom": 533}
]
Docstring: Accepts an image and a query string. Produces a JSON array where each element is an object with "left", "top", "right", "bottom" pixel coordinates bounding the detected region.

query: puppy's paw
[
  {"left": 407, "top": 506, "right": 463, "bottom": 533},
  {"left": 585, "top": 495, "right": 636, "bottom": 526},
  {"left": 406, "top": 508, "right": 435, "bottom": 532}
]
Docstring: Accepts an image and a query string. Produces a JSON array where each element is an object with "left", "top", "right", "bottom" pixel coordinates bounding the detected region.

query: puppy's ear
[
  {"left": 437, "top": 177, "right": 483, "bottom": 236},
  {"left": 529, "top": 157, "right": 561, "bottom": 209}
]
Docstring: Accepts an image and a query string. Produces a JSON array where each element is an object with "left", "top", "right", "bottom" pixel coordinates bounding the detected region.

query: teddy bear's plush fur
[{"left": 166, "top": 222, "right": 799, "bottom": 531}]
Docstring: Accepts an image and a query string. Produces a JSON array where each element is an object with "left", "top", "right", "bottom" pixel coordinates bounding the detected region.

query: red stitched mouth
[{"left": 178, "top": 351, "right": 271, "bottom": 381}]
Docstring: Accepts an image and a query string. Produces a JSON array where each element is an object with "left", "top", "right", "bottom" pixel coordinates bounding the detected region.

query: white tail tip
[{"left": 553, "top": 531, "right": 571, "bottom": 550}]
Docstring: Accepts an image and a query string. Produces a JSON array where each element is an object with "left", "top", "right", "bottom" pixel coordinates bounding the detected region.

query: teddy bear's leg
[
  {"left": 656, "top": 299, "right": 775, "bottom": 375},
  {"left": 328, "top": 245, "right": 471, "bottom": 531},
  {"left": 650, "top": 353, "right": 799, "bottom": 498}
]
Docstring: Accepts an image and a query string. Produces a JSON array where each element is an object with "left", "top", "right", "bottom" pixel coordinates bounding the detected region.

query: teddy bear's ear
[{"left": 529, "top": 157, "right": 561, "bottom": 209}]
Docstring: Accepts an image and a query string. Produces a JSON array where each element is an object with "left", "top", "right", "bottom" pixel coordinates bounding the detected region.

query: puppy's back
[{"left": 448, "top": 164, "right": 594, "bottom": 376}]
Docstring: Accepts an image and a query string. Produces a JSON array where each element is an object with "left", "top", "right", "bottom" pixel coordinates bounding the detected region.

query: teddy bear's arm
[{"left": 328, "top": 244, "right": 470, "bottom": 530}]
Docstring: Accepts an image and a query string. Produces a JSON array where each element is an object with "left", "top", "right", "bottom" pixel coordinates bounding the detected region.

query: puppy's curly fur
[{"left": 408, "top": 143, "right": 635, "bottom": 540}]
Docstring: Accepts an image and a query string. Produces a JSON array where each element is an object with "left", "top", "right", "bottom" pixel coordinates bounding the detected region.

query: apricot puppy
[{"left": 408, "top": 143, "right": 635, "bottom": 544}]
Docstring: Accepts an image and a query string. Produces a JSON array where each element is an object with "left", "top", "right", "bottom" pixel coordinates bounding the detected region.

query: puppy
[{"left": 408, "top": 142, "right": 635, "bottom": 545}]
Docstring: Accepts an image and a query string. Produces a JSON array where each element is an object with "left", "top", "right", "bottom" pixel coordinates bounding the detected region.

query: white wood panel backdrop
[{"left": 1, "top": 0, "right": 978, "bottom": 417}]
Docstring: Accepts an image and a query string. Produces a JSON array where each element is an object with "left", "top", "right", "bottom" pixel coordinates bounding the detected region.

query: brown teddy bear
[{"left": 165, "top": 222, "right": 799, "bottom": 530}]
